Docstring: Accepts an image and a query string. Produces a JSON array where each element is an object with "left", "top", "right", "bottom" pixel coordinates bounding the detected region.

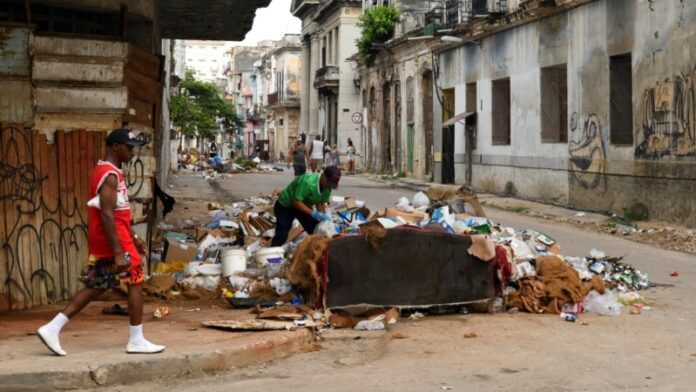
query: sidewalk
[{"left": 0, "top": 300, "right": 313, "bottom": 391}]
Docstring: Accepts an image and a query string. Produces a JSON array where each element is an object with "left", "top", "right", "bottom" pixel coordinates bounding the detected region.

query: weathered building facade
[
  {"left": 356, "top": 0, "right": 444, "bottom": 178},
  {"left": 261, "top": 35, "right": 303, "bottom": 160},
  {"left": 434, "top": 0, "right": 696, "bottom": 226},
  {"left": 0, "top": 0, "right": 269, "bottom": 310},
  {"left": 292, "top": 0, "right": 362, "bottom": 161}
]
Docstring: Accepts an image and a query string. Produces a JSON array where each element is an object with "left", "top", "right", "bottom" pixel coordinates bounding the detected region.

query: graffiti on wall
[
  {"left": 637, "top": 69, "right": 696, "bottom": 158},
  {"left": 1, "top": 126, "right": 88, "bottom": 309},
  {"left": 123, "top": 131, "right": 151, "bottom": 198},
  {"left": 568, "top": 112, "right": 606, "bottom": 189}
]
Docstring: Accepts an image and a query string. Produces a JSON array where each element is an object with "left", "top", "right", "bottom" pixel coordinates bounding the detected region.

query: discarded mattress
[{"left": 325, "top": 228, "right": 494, "bottom": 308}]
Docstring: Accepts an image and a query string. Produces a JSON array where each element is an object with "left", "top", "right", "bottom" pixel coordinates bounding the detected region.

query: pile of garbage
[
  {"left": 178, "top": 148, "right": 284, "bottom": 175},
  {"left": 147, "top": 184, "right": 653, "bottom": 330}
]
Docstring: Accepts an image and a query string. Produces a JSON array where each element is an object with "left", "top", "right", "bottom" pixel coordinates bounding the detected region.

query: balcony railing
[
  {"left": 314, "top": 65, "right": 340, "bottom": 90},
  {"left": 442, "top": 0, "right": 508, "bottom": 28}
]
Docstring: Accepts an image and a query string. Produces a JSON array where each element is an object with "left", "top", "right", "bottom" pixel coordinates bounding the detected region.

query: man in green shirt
[{"left": 271, "top": 166, "right": 341, "bottom": 246}]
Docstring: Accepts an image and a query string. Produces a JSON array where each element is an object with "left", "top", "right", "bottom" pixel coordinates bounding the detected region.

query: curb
[{"left": 0, "top": 329, "right": 314, "bottom": 392}]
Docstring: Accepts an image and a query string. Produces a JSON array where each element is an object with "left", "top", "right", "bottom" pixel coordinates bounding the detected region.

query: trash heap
[
  {"left": 178, "top": 148, "right": 284, "bottom": 175},
  {"left": 148, "top": 184, "right": 653, "bottom": 330}
]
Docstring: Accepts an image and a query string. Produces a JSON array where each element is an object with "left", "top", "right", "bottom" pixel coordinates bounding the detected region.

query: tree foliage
[
  {"left": 356, "top": 5, "right": 400, "bottom": 67},
  {"left": 170, "top": 70, "right": 241, "bottom": 139}
]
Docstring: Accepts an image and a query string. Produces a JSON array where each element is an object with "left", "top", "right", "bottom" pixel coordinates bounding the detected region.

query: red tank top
[{"left": 87, "top": 160, "right": 140, "bottom": 264}]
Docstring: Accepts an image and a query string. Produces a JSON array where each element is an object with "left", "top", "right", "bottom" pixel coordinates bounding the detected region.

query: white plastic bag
[
  {"left": 395, "top": 197, "right": 414, "bottom": 212},
  {"left": 314, "top": 220, "right": 337, "bottom": 238},
  {"left": 413, "top": 192, "right": 430, "bottom": 208},
  {"left": 583, "top": 290, "right": 622, "bottom": 316}
]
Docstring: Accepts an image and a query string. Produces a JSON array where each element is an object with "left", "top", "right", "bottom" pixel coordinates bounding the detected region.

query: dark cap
[
  {"left": 323, "top": 166, "right": 341, "bottom": 189},
  {"left": 106, "top": 128, "right": 146, "bottom": 147}
]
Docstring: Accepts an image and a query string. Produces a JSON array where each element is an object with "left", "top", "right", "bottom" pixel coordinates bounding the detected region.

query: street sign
[{"left": 351, "top": 112, "right": 363, "bottom": 124}]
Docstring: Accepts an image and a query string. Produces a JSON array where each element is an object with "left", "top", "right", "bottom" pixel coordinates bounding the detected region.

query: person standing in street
[
  {"left": 346, "top": 138, "right": 356, "bottom": 174},
  {"left": 271, "top": 166, "right": 342, "bottom": 246},
  {"left": 289, "top": 137, "right": 307, "bottom": 177},
  {"left": 308, "top": 135, "right": 324, "bottom": 172},
  {"left": 37, "top": 129, "right": 166, "bottom": 356},
  {"left": 329, "top": 144, "right": 340, "bottom": 168}
]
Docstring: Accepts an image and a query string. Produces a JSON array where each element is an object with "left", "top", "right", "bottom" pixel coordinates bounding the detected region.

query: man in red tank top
[{"left": 37, "top": 129, "right": 165, "bottom": 355}]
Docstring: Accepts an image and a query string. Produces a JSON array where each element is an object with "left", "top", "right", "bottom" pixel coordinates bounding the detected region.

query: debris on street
[{"left": 141, "top": 183, "right": 655, "bottom": 333}]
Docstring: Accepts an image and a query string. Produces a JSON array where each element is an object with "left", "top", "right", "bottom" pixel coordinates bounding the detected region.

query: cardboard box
[
  {"left": 345, "top": 197, "right": 358, "bottom": 210},
  {"left": 384, "top": 208, "right": 427, "bottom": 223},
  {"left": 163, "top": 237, "right": 198, "bottom": 263}
]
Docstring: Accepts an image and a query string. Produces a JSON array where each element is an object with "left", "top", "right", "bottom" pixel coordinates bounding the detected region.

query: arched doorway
[
  {"left": 394, "top": 80, "right": 402, "bottom": 172},
  {"left": 369, "top": 86, "right": 377, "bottom": 171}
]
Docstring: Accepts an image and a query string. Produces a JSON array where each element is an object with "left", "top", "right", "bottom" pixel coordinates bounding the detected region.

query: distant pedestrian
[
  {"left": 329, "top": 144, "right": 340, "bottom": 167},
  {"left": 346, "top": 138, "right": 356, "bottom": 174},
  {"left": 209, "top": 142, "right": 218, "bottom": 158},
  {"left": 308, "top": 135, "right": 324, "bottom": 172},
  {"left": 290, "top": 137, "right": 307, "bottom": 177},
  {"left": 37, "top": 129, "right": 165, "bottom": 356}
]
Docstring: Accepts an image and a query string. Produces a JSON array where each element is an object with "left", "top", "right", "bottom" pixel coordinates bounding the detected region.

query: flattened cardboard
[{"left": 163, "top": 237, "right": 198, "bottom": 263}]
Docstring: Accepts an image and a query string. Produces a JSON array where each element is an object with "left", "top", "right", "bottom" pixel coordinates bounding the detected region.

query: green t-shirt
[{"left": 277, "top": 173, "right": 332, "bottom": 208}]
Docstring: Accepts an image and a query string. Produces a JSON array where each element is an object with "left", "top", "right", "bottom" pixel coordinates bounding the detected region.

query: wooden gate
[{"left": 0, "top": 124, "right": 106, "bottom": 311}]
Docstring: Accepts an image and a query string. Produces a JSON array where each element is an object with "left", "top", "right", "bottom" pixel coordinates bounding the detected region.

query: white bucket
[
  {"left": 254, "top": 247, "right": 285, "bottom": 266},
  {"left": 221, "top": 248, "right": 247, "bottom": 277}
]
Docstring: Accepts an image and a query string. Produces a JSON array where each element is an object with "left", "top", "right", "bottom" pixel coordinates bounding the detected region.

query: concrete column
[
  {"left": 309, "top": 34, "right": 320, "bottom": 134},
  {"left": 300, "top": 41, "right": 311, "bottom": 134}
]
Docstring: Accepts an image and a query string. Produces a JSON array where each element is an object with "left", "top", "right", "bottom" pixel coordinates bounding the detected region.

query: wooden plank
[
  {"left": 79, "top": 130, "right": 89, "bottom": 204},
  {"left": 39, "top": 132, "right": 58, "bottom": 304},
  {"left": 0, "top": 81, "right": 33, "bottom": 124},
  {"left": 13, "top": 127, "right": 32, "bottom": 308},
  {"left": 127, "top": 45, "right": 161, "bottom": 81},
  {"left": 123, "top": 97, "right": 155, "bottom": 128},
  {"left": 123, "top": 68, "right": 161, "bottom": 103},
  {"left": 33, "top": 36, "right": 129, "bottom": 59},
  {"left": 32, "top": 57, "right": 125, "bottom": 85},
  {"left": 34, "top": 86, "right": 128, "bottom": 113},
  {"left": 0, "top": 125, "right": 11, "bottom": 311},
  {"left": 34, "top": 113, "right": 121, "bottom": 133}
]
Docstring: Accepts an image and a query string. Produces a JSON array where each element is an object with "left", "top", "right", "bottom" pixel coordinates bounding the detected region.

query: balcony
[
  {"left": 441, "top": 0, "right": 508, "bottom": 28},
  {"left": 268, "top": 92, "right": 279, "bottom": 106},
  {"left": 314, "top": 65, "right": 340, "bottom": 92}
]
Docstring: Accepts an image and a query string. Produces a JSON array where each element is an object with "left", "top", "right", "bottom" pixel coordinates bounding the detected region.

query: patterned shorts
[{"left": 79, "top": 254, "right": 144, "bottom": 290}]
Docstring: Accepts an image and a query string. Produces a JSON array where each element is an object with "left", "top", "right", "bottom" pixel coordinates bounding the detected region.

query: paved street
[{"left": 105, "top": 171, "right": 696, "bottom": 392}]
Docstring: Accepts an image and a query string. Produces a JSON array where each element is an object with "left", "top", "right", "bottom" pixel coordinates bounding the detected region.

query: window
[
  {"left": 610, "top": 53, "right": 633, "bottom": 145},
  {"left": 492, "top": 78, "right": 511, "bottom": 145},
  {"left": 541, "top": 64, "right": 568, "bottom": 143},
  {"left": 466, "top": 82, "right": 477, "bottom": 113}
]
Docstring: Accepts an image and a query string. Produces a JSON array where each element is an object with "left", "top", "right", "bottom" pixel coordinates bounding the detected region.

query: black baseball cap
[
  {"left": 323, "top": 166, "right": 341, "bottom": 189},
  {"left": 106, "top": 128, "right": 146, "bottom": 147}
]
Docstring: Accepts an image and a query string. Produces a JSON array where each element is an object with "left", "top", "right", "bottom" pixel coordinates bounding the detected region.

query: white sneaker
[
  {"left": 126, "top": 340, "right": 166, "bottom": 354},
  {"left": 37, "top": 326, "right": 67, "bottom": 356}
]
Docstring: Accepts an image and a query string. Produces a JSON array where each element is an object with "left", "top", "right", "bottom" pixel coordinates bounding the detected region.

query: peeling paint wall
[{"left": 438, "top": 0, "right": 696, "bottom": 226}]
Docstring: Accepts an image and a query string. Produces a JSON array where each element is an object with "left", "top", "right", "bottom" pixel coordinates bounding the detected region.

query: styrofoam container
[
  {"left": 221, "top": 248, "right": 247, "bottom": 277},
  {"left": 254, "top": 247, "right": 285, "bottom": 266}
]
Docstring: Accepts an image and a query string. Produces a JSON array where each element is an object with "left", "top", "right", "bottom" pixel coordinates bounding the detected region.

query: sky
[{"left": 237, "top": 0, "right": 302, "bottom": 45}]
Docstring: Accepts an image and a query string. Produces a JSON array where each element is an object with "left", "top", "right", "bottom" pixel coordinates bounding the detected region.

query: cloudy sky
[{"left": 238, "top": 0, "right": 302, "bottom": 45}]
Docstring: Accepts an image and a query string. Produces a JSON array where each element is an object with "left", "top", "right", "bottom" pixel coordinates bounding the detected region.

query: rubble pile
[
  {"left": 146, "top": 184, "right": 654, "bottom": 330},
  {"left": 177, "top": 147, "right": 283, "bottom": 177}
]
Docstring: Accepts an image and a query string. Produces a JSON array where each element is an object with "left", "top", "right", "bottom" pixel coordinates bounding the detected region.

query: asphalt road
[{"left": 127, "top": 171, "right": 696, "bottom": 392}]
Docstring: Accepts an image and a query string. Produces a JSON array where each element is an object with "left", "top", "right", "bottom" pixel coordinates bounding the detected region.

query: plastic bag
[
  {"left": 395, "top": 197, "right": 414, "bottom": 212},
  {"left": 583, "top": 290, "right": 621, "bottom": 316},
  {"left": 314, "top": 220, "right": 337, "bottom": 238},
  {"left": 412, "top": 192, "right": 430, "bottom": 208}
]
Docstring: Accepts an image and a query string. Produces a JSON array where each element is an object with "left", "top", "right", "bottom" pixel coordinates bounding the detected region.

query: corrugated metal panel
[
  {"left": 0, "top": 26, "right": 31, "bottom": 77},
  {"left": 33, "top": 36, "right": 128, "bottom": 59},
  {"left": 33, "top": 56, "right": 124, "bottom": 85},
  {"left": 34, "top": 86, "right": 128, "bottom": 113}
]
